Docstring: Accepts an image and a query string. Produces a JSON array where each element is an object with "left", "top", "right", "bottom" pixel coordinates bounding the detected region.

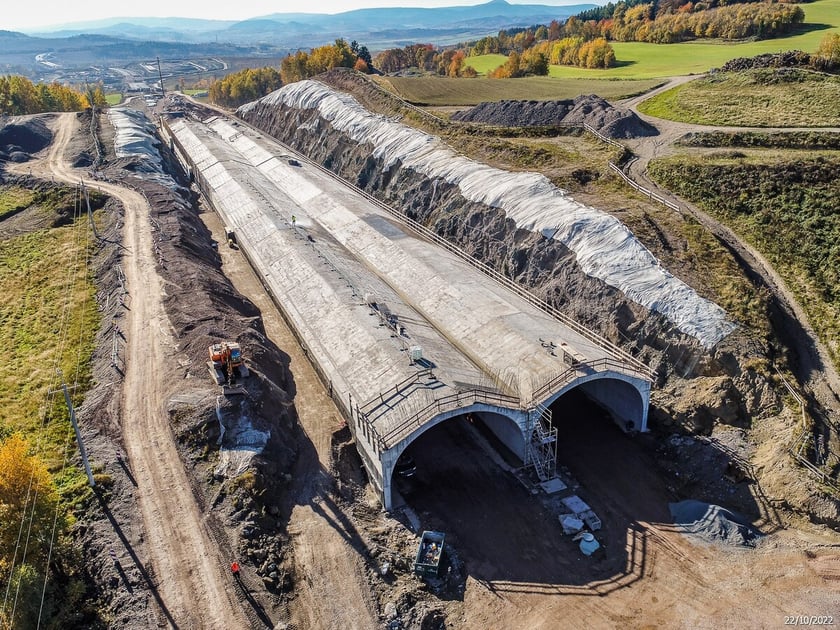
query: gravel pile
[
  {"left": 451, "top": 94, "right": 658, "bottom": 139},
  {"left": 669, "top": 500, "right": 763, "bottom": 547},
  {"left": 0, "top": 117, "right": 52, "bottom": 162}
]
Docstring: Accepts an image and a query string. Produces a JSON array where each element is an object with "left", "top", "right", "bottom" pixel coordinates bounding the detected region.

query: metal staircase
[{"left": 526, "top": 403, "right": 557, "bottom": 481}]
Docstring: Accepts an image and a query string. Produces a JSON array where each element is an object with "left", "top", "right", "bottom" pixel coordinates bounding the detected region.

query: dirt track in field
[{"left": 21, "top": 113, "right": 248, "bottom": 629}]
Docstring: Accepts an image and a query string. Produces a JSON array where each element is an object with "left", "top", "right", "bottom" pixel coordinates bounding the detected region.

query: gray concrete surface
[{"left": 163, "top": 111, "right": 652, "bottom": 510}]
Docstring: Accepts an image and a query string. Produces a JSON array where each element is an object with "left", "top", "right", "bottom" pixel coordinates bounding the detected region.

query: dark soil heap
[
  {"left": 0, "top": 115, "right": 53, "bottom": 162},
  {"left": 715, "top": 51, "right": 839, "bottom": 74},
  {"left": 451, "top": 95, "right": 659, "bottom": 139}
]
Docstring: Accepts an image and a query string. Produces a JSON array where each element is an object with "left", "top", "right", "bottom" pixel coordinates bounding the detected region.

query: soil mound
[
  {"left": 451, "top": 95, "right": 658, "bottom": 139},
  {"left": 669, "top": 499, "right": 763, "bottom": 547},
  {"left": 0, "top": 117, "right": 52, "bottom": 162},
  {"left": 717, "top": 51, "right": 813, "bottom": 73},
  {"left": 715, "top": 51, "right": 838, "bottom": 74}
]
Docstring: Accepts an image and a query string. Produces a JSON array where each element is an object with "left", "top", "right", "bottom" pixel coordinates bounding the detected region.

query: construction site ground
[
  {"left": 206, "top": 187, "right": 840, "bottom": 629},
  {"left": 3, "top": 106, "right": 839, "bottom": 629},
  {"left": 203, "top": 178, "right": 840, "bottom": 630}
]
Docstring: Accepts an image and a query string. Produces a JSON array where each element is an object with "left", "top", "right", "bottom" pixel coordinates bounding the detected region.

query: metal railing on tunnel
[
  {"left": 358, "top": 368, "right": 435, "bottom": 416},
  {"left": 362, "top": 355, "right": 650, "bottom": 451},
  {"left": 529, "top": 357, "right": 649, "bottom": 404},
  {"left": 370, "top": 387, "right": 521, "bottom": 450}
]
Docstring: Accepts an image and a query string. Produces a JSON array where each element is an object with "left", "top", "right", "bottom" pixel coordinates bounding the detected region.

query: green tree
[
  {"left": 278, "top": 39, "right": 369, "bottom": 84},
  {"left": 0, "top": 76, "right": 89, "bottom": 115},
  {"left": 209, "top": 67, "right": 283, "bottom": 108},
  {"left": 522, "top": 50, "right": 549, "bottom": 75},
  {"left": 280, "top": 51, "right": 309, "bottom": 84}
]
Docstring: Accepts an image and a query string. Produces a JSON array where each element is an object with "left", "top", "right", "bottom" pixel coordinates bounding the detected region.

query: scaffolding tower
[{"left": 526, "top": 403, "right": 557, "bottom": 481}]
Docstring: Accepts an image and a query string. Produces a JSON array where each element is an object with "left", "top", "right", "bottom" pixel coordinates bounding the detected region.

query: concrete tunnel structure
[{"left": 162, "top": 110, "right": 654, "bottom": 510}]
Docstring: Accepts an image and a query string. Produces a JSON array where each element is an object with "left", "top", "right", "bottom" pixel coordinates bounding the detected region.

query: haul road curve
[{"left": 21, "top": 112, "right": 248, "bottom": 629}]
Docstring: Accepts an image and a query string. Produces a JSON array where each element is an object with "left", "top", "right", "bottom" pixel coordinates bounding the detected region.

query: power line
[
  {"left": 3, "top": 178, "right": 88, "bottom": 625},
  {"left": 38, "top": 180, "right": 97, "bottom": 627}
]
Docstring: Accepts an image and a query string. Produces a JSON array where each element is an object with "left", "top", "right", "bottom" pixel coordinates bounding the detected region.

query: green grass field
[
  {"left": 467, "top": 0, "right": 839, "bottom": 79},
  {"left": 0, "top": 188, "right": 98, "bottom": 475},
  {"left": 638, "top": 69, "right": 840, "bottom": 126},
  {"left": 382, "top": 75, "right": 664, "bottom": 105},
  {"left": 0, "top": 186, "right": 35, "bottom": 221},
  {"left": 465, "top": 54, "right": 509, "bottom": 75}
]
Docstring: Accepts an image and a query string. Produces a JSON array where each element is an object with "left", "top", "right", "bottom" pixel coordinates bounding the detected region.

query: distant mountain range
[
  {"left": 0, "top": 1, "right": 596, "bottom": 88},
  {"left": 23, "top": 0, "right": 596, "bottom": 48}
]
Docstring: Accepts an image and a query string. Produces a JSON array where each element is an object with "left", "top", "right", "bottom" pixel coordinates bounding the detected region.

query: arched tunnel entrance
[
  {"left": 543, "top": 375, "right": 650, "bottom": 434},
  {"left": 385, "top": 387, "right": 670, "bottom": 588},
  {"left": 384, "top": 375, "right": 650, "bottom": 512}
]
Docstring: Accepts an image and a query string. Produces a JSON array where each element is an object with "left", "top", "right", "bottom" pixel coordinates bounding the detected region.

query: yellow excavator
[{"left": 207, "top": 341, "right": 249, "bottom": 395}]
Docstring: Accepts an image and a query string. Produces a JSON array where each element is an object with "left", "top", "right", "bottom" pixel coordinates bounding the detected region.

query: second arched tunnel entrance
[{"left": 388, "top": 391, "right": 672, "bottom": 587}]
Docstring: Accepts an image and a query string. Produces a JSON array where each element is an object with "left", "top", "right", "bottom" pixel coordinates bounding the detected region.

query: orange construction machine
[{"left": 207, "top": 341, "right": 249, "bottom": 394}]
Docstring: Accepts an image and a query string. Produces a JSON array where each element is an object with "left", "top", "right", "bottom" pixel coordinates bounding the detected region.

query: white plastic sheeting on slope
[
  {"left": 107, "top": 107, "right": 180, "bottom": 189},
  {"left": 241, "top": 81, "right": 737, "bottom": 349},
  {"left": 215, "top": 396, "right": 269, "bottom": 478}
]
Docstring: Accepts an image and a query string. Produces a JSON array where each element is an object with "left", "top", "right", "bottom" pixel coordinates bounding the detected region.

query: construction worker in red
[{"left": 231, "top": 561, "right": 240, "bottom": 577}]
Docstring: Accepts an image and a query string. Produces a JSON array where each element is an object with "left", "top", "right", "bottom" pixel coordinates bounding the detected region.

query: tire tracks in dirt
[
  {"left": 200, "top": 209, "right": 379, "bottom": 630},
  {"left": 23, "top": 113, "right": 248, "bottom": 629}
]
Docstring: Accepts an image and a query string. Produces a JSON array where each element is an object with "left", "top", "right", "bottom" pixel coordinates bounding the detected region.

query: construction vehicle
[
  {"left": 207, "top": 341, "right": 249, "bottom": 394},
  {"left": 414, "top": 531, "right": 445, "bottom": 578}
]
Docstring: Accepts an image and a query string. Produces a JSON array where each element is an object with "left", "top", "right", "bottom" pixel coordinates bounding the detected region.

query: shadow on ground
[{"left": 393, "top": 389, "right": 774, "bottom": 597}]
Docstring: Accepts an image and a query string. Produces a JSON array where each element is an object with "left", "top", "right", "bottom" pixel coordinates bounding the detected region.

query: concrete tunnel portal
[
  {"left": 382, "top": 374, "right": 650, "bottom": 508},
  {"left": 162, "top": 109, "right": 654, "bottom": 512}
]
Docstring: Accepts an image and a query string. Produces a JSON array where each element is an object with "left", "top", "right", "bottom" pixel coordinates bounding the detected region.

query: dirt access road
[
  {"left": 618, "top": 80, "right": 840, "bottom": 421},
  {"left": 26, "top": 113, "right": 248, "bottom": 629},
  {"left": 201, "top": 209, "right": 379, "bottom": 629}
]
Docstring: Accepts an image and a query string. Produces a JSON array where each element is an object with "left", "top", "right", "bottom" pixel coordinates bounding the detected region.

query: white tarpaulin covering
[
  {"left": 215, "top": 397, "right": 270, "bottom": 478},
  {"left": 107, "top": 107, "right": 180, "bottom": 189},
  {"left": 241, "top": 81, "right": 736, "bottom": 349}
]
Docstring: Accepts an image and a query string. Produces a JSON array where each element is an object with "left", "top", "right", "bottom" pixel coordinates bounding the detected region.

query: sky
[{"left": 5, "top": 0, "right": 588, "bottom": 32}]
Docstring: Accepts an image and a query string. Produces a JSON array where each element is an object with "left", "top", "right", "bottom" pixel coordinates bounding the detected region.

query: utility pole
[
  {"left": 81, "top": 181, "right": 100, "bottom": 239},
  {"left": 156, "top": 56, "right": 165, "bottom": 97},
  {"left": 59, "top": 377, "right": 96, "bottom": 487}
]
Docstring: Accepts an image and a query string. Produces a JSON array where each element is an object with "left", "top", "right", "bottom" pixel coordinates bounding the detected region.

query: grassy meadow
[
  {"left": 379, "top": 75, "right": 664, "bottom": 106},
  {"left": 0, "top": 186, "right": 99, "bottom": 479},
  {"left": 649, "top": 152, "right": 840, "bottom": 366},
  {"left": 638, "top": 69, "right": 840, "bottom": 126}
]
